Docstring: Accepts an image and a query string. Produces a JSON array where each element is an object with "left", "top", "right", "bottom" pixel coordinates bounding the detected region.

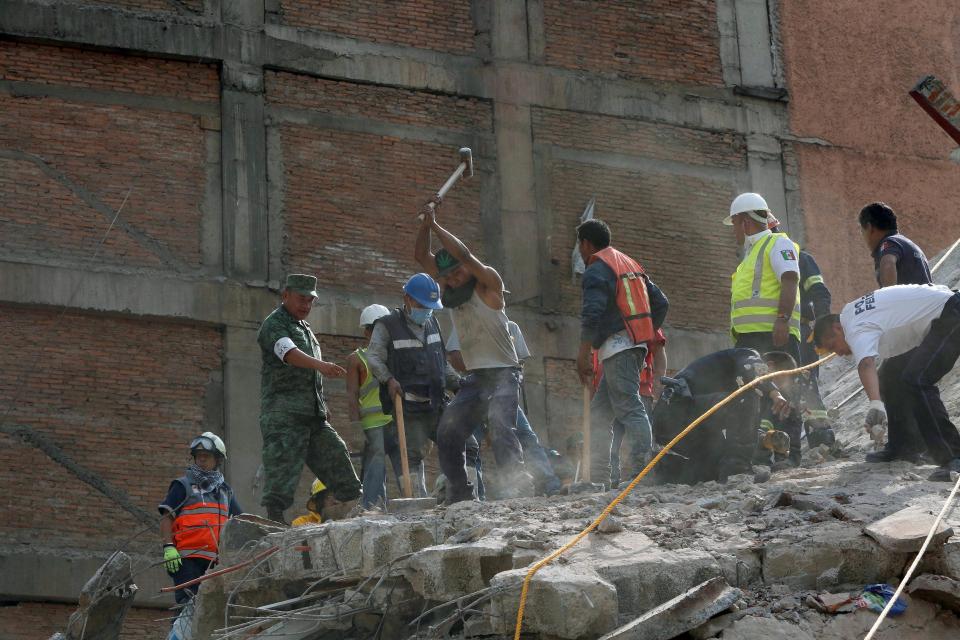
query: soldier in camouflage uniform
[{"left": 257, "top": 274, "right": 361, "bottom": 523}]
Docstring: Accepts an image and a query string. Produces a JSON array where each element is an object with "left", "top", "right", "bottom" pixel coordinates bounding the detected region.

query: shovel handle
[{"left": 394, "top": 395, "right": 414, "bottom": 499}]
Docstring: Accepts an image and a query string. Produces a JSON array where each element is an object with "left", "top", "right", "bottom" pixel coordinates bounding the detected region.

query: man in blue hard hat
[{"left": 365, "top": 273, "right": 463, "bottom": 497}]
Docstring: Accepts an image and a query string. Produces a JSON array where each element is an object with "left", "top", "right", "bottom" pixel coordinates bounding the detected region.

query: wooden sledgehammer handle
[
  {"left": 582, "top": 385, "right": 591, "bottom": 482},
  {"left": 394, "top": 395, "right": 414, "bottom": 498}
]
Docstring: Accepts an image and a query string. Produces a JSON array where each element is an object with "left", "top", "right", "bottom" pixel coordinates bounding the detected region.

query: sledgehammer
[{"left": 418, "top": 147, "right": 473, "bottom": 220}]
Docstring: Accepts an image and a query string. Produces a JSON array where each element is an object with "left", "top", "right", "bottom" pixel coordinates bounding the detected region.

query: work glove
[
  {"left": 864, "top": 399, "right": 887, "bottom": 428},
  {"left": 163, "top": 544, "right": 182, "bottom": 573}
]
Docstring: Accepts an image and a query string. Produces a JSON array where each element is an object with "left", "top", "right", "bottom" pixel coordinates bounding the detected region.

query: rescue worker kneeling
[
  {"left": 159, "top": 433, "right": 242, "bottom": 604},
  {"left": 291, "top": 479, "right": 353, "bottom": 526},
  {"left": 651, "top": 348, "right": 789, "bottom": 484}
]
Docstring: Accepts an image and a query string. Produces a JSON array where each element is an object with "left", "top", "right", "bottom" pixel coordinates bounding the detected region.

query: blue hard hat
[{"left": 403, "top": 273, "right": 443, "bottom": 310}]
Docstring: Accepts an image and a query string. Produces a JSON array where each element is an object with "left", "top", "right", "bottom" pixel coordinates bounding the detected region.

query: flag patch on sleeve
[{"left": 780, "top": 249, "right": 796, "bottom": 261}]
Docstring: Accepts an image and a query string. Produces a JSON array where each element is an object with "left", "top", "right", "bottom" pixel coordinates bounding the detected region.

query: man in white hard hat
[
  {"left": 158, "top": 432, "right": 242, "bottom": 604},
  {"left": 725, "top": 193, "right": 802, "bottom": 364},
  {"left": 346, "top": 304, "right": 403, "bottom": 509}
]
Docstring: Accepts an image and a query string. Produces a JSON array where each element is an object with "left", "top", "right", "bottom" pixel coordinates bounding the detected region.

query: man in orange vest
[
  {"left": 158, "top": 433, "right": 242, "bottom": 604},
  {"left": 576, "top": 219, "right": 669, "bottom": 486}
]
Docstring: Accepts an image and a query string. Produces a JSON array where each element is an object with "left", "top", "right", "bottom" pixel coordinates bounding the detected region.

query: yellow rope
[{"left": 512, "top": 352, "right": 837, "bottom": 639}]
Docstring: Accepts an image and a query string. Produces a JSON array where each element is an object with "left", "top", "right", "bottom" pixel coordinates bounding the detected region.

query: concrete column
[
  {"left": 733, "top": 0, "right": 775, "bottom": 88},
  {"left": 491, "top": 0, "right": 529, "bottom": 61},
  {"left": 223, "top": 325, "right": 265, "bottom": 514}
]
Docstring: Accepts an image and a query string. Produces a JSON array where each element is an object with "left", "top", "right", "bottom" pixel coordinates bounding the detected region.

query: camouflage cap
[
  {"left": 434, "top": 248, "right": 461, "bottom": 277},
  {"left": 284, "top": 274, "right": 318, "bottom": 298}
]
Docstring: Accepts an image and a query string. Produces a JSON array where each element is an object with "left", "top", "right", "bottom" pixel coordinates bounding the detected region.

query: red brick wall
[
  {"left": 780, "top": 0, "right": 960, "bottom": 304},
  {"left": 266, "top": 72, "right": 492, "bottom": 296},
  {"left": 0, "top": 42, "right": 218, "bottom": 271},
  {"left": 276, "top": 0, "right": 476, "bottom": 55},
  {"left": 533, "top": 109, "right": 744, "bottom": 331},
  {"left": 0, "top": 305, "right": 223, "bottom": 552},
  {"left": 541, "top": 0, "right": 723, "bottom": 85},
  {"left": 0, "top": 602, "right": 165, "bottom": 640}
]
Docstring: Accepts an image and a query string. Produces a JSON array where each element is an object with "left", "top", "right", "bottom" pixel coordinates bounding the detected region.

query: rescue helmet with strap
[
  {"left": 724, "top": 192, "right": 770, "bottom": 226},
  {"left": 190, "top": 432, "right": 227, "bottom": 459}
]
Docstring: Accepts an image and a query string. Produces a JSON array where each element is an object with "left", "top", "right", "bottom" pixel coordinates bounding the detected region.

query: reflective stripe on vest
[
  {"left": 588, "top": 247, "right": 655, "bottom": 345},
  {"left": 355, "top": 348, "right": 392, "bottom": 430},
  {"left": 730, "top": 233, "right": 801, "bottom": 341},
  {"left": 171, "top": 479, "right": 231, "bottom": 561}
]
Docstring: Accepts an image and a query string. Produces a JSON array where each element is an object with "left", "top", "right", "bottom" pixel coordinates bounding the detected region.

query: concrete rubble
[
  {"left": 49, "top": 552, "right": 138, "bottom": 640},
  {"left": 161, "top": 444, "right": 960, "bottom": 640}
]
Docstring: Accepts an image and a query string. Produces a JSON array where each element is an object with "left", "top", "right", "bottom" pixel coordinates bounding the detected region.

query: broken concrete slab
[
  {"left": 219, "top": 514, "right": 285, "bottom": 565},
  {"left": 689, "top": 611, "right": 738, "bottom": 639},
  {"left": 63, "top": 552, "right": 138, "bottom": 640},
  {"left": 405, "top": 537, "right": 513, "bottom": 600},
  {"left": 490, "top": 565, "right": 619, "bottom": 640},
  {"left": 360, "top": 517, "right": 446, "bottom": 577},
  {"left": 907, "top": 573, "right": 960, "bottom": 614},
  {"left": 763, "top": 521, "right": 908, "bottom": 589},
  {"left": 865, "top": 505, "right": 954, "bottom": 552},
  {"left": 597, "top": 576, "right": 740, "bottom": 640}
]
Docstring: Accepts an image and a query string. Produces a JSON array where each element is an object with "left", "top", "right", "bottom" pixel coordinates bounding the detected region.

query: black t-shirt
[
  {"left": 676, "top": 348, "right": 776, "bottom": 397},
  {"left": 872, "top": 233, "right": 932, "bottom": 286}
]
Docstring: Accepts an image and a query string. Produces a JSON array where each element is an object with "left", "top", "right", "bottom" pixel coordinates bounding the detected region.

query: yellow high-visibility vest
[
  {"left": 730, "top": 232, "right": 801, "bottom": 341},
  {"left": 356, "top": 348, "right": 392, "bottom": 430}
]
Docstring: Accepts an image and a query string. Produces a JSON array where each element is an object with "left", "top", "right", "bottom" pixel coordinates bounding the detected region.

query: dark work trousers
[
  {"left": 898, "top": 293, "right": 960, "bottom": 465},
  {"left": 734, "top": 332, "right": 801, "bottom": 368},
  {"left": 611, "top": 396, "right": 653, "bottom": 487},
  {"left": 878, "top": 351, "right": 927, "bottom": 459},
  {"left": 437, "top": 367, "right": 523, "bottom": 498},
  {"left": 169, "top": 556, "right": 210, "bottom": 605},
  {"left": 799, "top": 322, "right": 828, "bottom": 417}
]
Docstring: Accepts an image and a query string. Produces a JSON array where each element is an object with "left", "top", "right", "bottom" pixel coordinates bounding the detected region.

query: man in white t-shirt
[{"left": 814, "top": 284, "right": 960, "bottom": 481}]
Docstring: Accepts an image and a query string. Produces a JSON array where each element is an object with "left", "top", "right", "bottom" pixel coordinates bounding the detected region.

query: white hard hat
[
  {"left": 359, "top": 304, "right": 391, "bottom": 327},
  {"left": 191, "top": 431, "right": 227, "bottom": 458},
  {"left": 724, "top": 192, "right": 770, "bottom": 226}
]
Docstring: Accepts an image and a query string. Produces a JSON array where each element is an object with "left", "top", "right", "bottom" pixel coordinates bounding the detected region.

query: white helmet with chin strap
[
  {"left": 724, "top": 192, "right": 771, "bottom": 226},
  {"left": 190, "top": 432, "right": 227, "bottom": 459},
  {"left": 359, "top": 304, "right": 391, "bottom": 328}
]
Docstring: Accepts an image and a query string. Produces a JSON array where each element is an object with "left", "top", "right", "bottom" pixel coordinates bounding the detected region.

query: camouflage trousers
[{"left": 260, "top": 412, "right": 361, "bottom": 510}]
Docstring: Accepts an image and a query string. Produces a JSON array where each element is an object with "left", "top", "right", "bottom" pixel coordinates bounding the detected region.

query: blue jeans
[
  {"left": 360, "top": 422, "right": 403, "bottom": 509},
  {"left": 610, "top": 395, "right": 653, "bottom": 487},
  {"left": 591, "top": 347, "right": 652, "bottom": 485},
  {"left": 438, "top": 367, "right": 523, "bottom": 497}
]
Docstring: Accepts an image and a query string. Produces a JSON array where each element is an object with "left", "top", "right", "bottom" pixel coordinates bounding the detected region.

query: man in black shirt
[
  {"left": 859, "top": 202, "right": 932, "bottom": 287},
  {"left": 858, "top": 201, "right": 933, "bottom": 463}
]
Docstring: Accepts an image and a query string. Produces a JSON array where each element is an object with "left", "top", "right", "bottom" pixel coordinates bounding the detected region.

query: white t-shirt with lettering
[{"left": 840, "top": 284, "right": 954, "bottom": 364}]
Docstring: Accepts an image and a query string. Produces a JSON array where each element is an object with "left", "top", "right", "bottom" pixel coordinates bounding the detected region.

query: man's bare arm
[
  {"left": 857, "top": 356, "right": 881, "bottom": 401},
  {"left": 345, "top": 352, "right": 362, "bottom": 422},
  {"left": 414, "top": 208, "right": 439, "bottom": 277},
  {"left": 777, "top": 272, "right": 799, "bottom": 317},
  {"left": 878, "top": 254, "right": 898, "bottom": 287}
]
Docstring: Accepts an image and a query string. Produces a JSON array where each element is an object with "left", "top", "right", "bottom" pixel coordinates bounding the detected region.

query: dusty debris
[{"left": 597, "top": 576, "right": 740, "bottom": 640}]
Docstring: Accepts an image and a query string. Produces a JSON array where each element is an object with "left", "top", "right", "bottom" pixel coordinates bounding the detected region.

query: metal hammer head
[{"left": 459, "top": 147, "right": 474, "bottom": 177}]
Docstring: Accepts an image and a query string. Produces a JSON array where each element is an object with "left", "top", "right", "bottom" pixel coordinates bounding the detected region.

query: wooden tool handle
[{"left": 394, "top": 395, "right": 414, "bottom": 499}]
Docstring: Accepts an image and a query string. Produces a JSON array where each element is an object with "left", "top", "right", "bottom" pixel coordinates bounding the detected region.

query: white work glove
[{"left": 864, "top": 399, "right": 887, "bottom": 428}]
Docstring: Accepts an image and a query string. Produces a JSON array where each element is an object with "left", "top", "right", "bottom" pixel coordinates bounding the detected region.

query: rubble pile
[{"left": 178, "top": 452, "right": 960, "bottom": 639}]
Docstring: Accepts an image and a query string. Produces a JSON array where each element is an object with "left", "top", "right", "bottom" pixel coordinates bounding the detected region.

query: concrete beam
[
  {"left": 733, "top": 0, "right": 776, "bottom": 89},
  {"left": 224, "top": 326, "right": 264, "bottom": 514}
]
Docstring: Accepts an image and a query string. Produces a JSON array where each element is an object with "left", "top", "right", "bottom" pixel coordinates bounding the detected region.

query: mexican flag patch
[{"left": 780, "top": 249, "right": 796, "bottom": 261}]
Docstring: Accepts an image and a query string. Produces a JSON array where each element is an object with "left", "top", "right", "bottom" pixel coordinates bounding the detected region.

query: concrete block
[
  {"left": 64, "top": 552, "right": 137, "bottom": 640},
  {"left": 763, "top": 522, "right": 908, "bottom": 589},
  {"left": 598, "top": 577, "right": 740, "bottom": 640},
  {"left": 572, "top": 534, "right": 724, "bottom": 616},
  {"left": 490, "top": 566, "right": 619, "bottom": 640},
  {"left": 907, "top": 574, "right": 960, "bottom": 614},
  {"left": 406, "top": 538, "right": 513, "bottom": 600},
  {"left": 360, "top": 518, "right": 444, "bottom": 577},
  {"left": 270, "top": 519, "right": 365, "bottom": 579},
  {"left": 865, "top": 506, "right": 954, "bottom": 553},
  {"left": 219, "top": 515, "right": 285, "bottom": 566}
]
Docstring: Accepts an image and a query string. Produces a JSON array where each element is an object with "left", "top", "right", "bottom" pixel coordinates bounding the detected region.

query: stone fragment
[
  {"left": 405, "top": 538, "right": 513, "bottom": 600},
  {"left": 490, "top": 565, "right": 619, "bottom": 639},
  {"left": 597, "top": 577, "right": 740, "bottom": 640},
  {"left": 387, "top": 497, "right": 437, "bottom": 514},
  {"left": 689, "top": 611, "right": 737, "bottom": 639},
  {"left": 906, "top": 573, "right": 960, "bottom": 613},
  {"left": 864, "top": 505, "right": 953, "bottom": 552},
  {"left": 598, "top": 515, "right": 624, "bottom": 534}
]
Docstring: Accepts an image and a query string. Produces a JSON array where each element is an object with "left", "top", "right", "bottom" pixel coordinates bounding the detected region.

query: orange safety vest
[
  {"left": 171, "top": 477, "right": 232, "bottom": 562},
  {"left": 588, "top": 247, "right": 655, "bottom": 345}
]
